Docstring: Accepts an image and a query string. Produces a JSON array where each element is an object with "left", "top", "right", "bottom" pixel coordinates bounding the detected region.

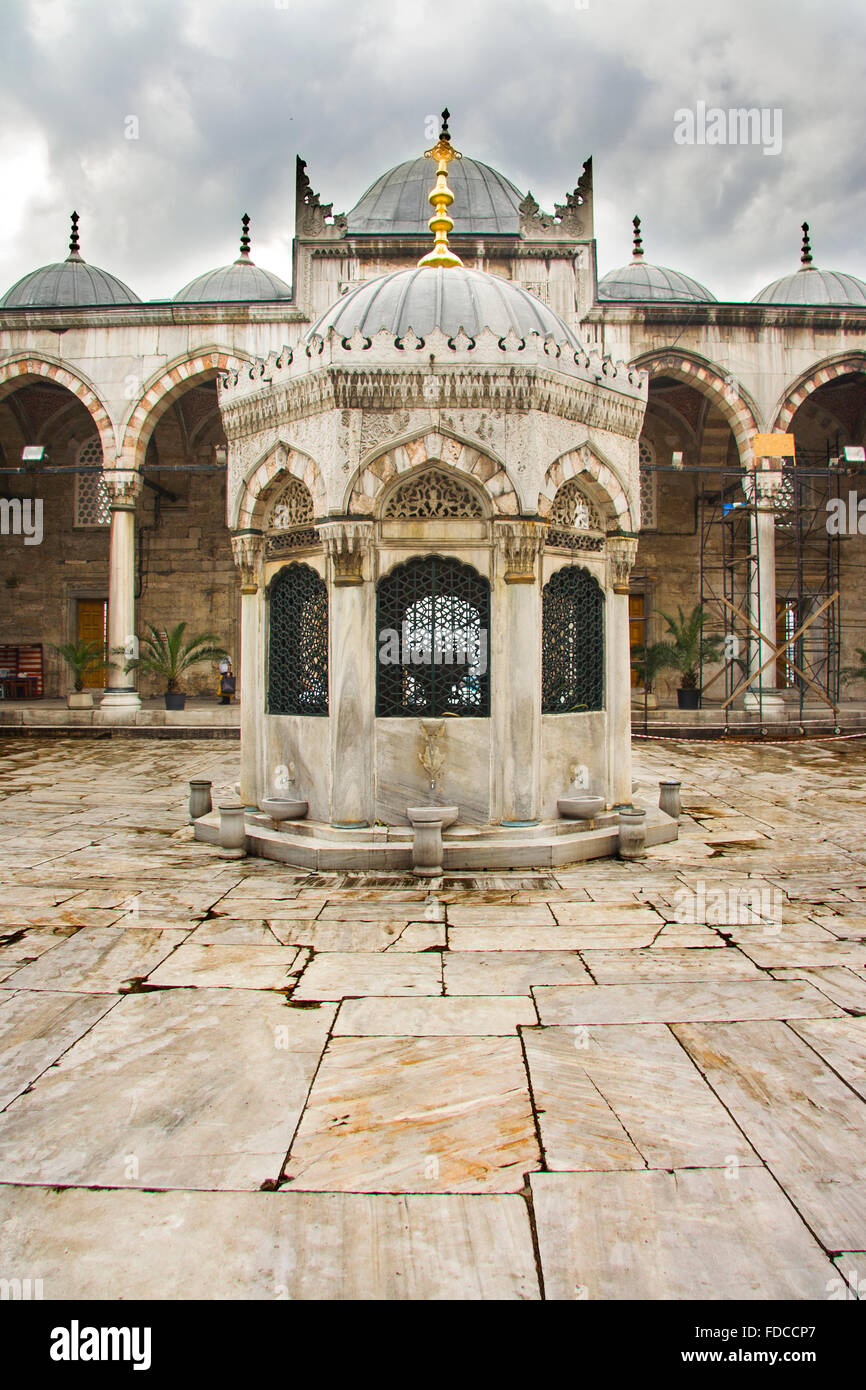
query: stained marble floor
[{"left": 0, "top": 734, "right": 865, "bottom": 1300}]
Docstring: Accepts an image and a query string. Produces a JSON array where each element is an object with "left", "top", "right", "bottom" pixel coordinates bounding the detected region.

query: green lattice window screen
[
  {"left": 542, "top": 565, "right": 605, "bottom": 712},
  {"left": 267, "top": 563, "right": 329, "bottom": 715},
  {"left": 376, "top": 555, "right": 490, "bottom": 717}
]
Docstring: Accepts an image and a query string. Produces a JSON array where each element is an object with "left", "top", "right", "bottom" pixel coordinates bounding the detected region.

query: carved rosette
[
  {"left": 320, "top": 520, "right": 374, "bottom": 586},
  {"left": 496, "top": 519, "right": 544, "bottom": 584},
  {"left": 102, "top": 471, "right": 143, "bottom": 510},
  {"left": 606, "top": 534, "right": 639, "bottom": 594},
  {"left": 231, "top": 531, "right": 264, "bottom": 594}
]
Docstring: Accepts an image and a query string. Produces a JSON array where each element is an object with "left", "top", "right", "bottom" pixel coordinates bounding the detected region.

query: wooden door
[
  {"left": 76, "top": 600, "right": 108, "bottom": 688},
  {"left": 629, "top": 594, "right": 645, "bottom": 688}
]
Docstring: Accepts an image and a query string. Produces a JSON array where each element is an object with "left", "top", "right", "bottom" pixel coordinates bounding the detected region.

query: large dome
[
  {"left": 173, "top": 215, "right": 291, "bottom": 303},
  {"left": 752, "top": 222, "right": 866, "bottom": 307},
  {"left": 347, "top": 156, "right": 524, "bottom": 236},
  {"left": 174, "top": 260, "right": 291, "bottom": 303},
  {"left": 1, "top": 258, "right": 141, "bottom": 309},
  {"left": 309, "top": 265, "right": 582, "bottom": 347},
  {"left": 752, "top": 267, "right": 866, "bottom": 307},
  {"left": 598, "top": 215, "right": 715, "bottom": 304}
]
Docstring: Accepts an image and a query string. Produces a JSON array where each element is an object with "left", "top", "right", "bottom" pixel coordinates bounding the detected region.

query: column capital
[
  {"left": 606, "top": 533, "right": 639, "bottom": 593},
  {"left": 742, "top": 465, "right": 784, "bottom": 504},
  {"left": 103, "top": 470, "right": 143, "bottom": 510},
  {"left": 495, "top": 518, "right": 544, "bottom": 583},
  {"left": 320, "top": 519, "right": 374, "bottom": 586},
  {"left": 231, "top": 530, "right": 264, "bottom": 593}
]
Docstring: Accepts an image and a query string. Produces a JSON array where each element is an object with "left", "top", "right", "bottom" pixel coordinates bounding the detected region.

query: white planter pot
[{"left": 67, "top": 691, "right": 93, "bottom": 709}]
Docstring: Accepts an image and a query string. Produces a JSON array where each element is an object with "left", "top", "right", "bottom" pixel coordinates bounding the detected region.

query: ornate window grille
[
  {"left": 383, "top": 467, "right": 484, "bottom": 519},
  {"left": 639, "top": 439, "right": 657, "bottom": 530},
  {"left": 542, "top": 565, "right": 605, "bottom": 713},
  {"left": 74, "top": 438, "right": 111, "bottom": 527},
  {"left": 376, "top": 555, "right": 490, "bottom": 717},
  {"left": 267, "top": 563, "right": 329, "bottom": 715},
  {"left": 269, "top": 478, "right": 314, "bottom": 529},
  {"left": 547, "top": 478, "right": 605, "bottom": 550}
]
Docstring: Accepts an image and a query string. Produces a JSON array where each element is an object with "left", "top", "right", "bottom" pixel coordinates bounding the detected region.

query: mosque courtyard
[{"left": 0, "top": 733, "right": 864, "bottom": 1301}]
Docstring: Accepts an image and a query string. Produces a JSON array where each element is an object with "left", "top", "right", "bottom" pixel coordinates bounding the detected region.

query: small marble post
[
  {"left": 218, "top": 804, "right": 247, "bottom": 858},
  {"left": 188, "top": 779, "right": 212, "bottom": 821},
  {"left": 658, "top": 779, "right": 681, "bottom": 819}
]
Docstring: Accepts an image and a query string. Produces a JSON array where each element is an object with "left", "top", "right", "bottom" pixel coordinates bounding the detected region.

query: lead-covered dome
[
  {"left": 1, "top": 212, "right": 140, "bottom": 308},
  {"left": 309, "top": 265, "right": 583, "bottom": 348},
  {"left": 173, "top": 215, "right": 290, "bottom": 303},
  {"left": 347, "top": 156, "right": 524, "bottom": 236},
  {"left": 598, "top": 214, "right": 716, "bottom": 304},
  {"left": 752, "top": 222, "right": 866, "bottom": 307}
]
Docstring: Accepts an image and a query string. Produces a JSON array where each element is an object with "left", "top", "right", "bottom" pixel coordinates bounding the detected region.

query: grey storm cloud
[{"left": 0, "top": 0, "right": 863, "bottom": 303}]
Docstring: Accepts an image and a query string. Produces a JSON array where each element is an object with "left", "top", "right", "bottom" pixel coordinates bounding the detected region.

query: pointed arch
[
  {"left": 0, "top": 353, "right": 115, "bottom": 456},
  {"left": 771, "top": 352, "right": 866, "bottom": 433},
  {"left": 234, "top": 441, "right": 326, "bottom": 529},
  {"left": 346, "top": 429, "right": 519, "bottom": 517},
  {"left": 121, "top": 347, "right": 253, "bottom": 469},
  {"left": 631, "top": 349, "right": 762, "bottom": 468},
  {"left": 539, "top": 443, "right": 636, "bottom": 531}
]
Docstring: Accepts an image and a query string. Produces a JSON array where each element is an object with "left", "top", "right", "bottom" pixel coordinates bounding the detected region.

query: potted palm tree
[
  {"left": 630, "top": 641, "right": 670, "bottom": 711},
  {"left": 120, "top": 623, "right": 229, "bottom": 710},
  {"left": 653, "top": 605, "right": 724, "bottom": 710},
  {"left": 52, "top": 639, "right": 113, "bottom": 709}
]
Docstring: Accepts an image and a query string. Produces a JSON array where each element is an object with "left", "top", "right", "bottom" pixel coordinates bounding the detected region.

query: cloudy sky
[{"left": 0, "top": 0, "right": 862, "bottom": 303}]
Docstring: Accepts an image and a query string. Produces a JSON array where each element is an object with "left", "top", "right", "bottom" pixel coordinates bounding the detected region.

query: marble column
[
  {"left": 100, "top": 470, "right": 143, "bottom": 713},
  {"left": 320, "top": 521, "right": 375, "bottom": 826},
  {"left": 606, "top": 534, "right": 639, "bottom": 807},
  {"left": 743, "top": 466, "right": 783, "bottom": 709},
  {"left": 495, "top": 521, "right": 544, "bottom": 824},
  {"left": 231, "top": 531, "right": 264, "bottom": 808}
]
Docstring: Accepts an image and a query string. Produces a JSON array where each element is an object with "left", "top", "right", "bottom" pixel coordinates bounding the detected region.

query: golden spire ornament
[{"left": 417, "top": 108, "right": 463, "bottom": 269}]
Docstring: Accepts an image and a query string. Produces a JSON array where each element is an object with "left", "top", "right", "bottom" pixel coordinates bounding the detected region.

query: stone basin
[
  {"left": 406, "top": 806, "right": 459, "bottom": 829},
  {"left": 258, "top": 798, "right": 309, "bottom": 825},
  {"left": 557, "top": 795, "right": 606, "bottom": 821}
]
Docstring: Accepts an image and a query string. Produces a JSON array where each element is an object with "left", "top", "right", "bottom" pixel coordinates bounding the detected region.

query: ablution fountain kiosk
[{"left": 194, "top": 117, "right": 678, "bottom": 870}]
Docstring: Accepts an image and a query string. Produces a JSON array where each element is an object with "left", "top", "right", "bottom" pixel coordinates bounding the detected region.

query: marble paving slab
[
  {"left": 318, "top": 902, "right": 442, "bottom": 922},
  {"left": 789, "top": 1016, "right": 866, "bottom": 1103},
  {"left": 445, "top": 905, "right": 557, "bottom": 928},
  {"left": 522, "top": 1024, "right": 757, "bottom": 1170},
  {"left": 284, "top": 1035, "right": 539, "bottom": 1193},
  {"left": 737, "top": 940, "right": 866, "bottom": 970},
  {"left": 146, "top": 942, "right": 307, "bottom": 990},
  {"left": 447, "top": 925, "right": 659, "bottom": 952},
  {"left": 530, "top": 1169, "right": 836, "bottom": 1299},
  {"left": 292, "top": 952, "right": 443, "bottom": 999},
  {"left": 550, "top": 903, "right": 665, "bottom": 927},
  {"left": 673, "top": 1020, "right": 866, "bottom": 1251},
  {"left": 333, "top": 995, "right": 537, "bottom": 1036},
  {"left": 0, "top": 1186, "right": 540, "bottom": 1300},
  {"left": 443, "top": 951, "right": 593, "bottom": 995},
  {"left": 0, "top": 925, "right": 78, "bottom": 965},
  {"left": 0, "top": 990, "right": 336, "bottom": 1191},
  {"left": 533, "top": 979, "right": 841, "bottom": 1026},
  {"left": 771, "top": 966, "right": 866, "bottom": 1014},
  {"left": 2, "top": 926, "right": 189, "bottom": 993},
  {"left": 0, "top": 990, "right": 119, "bottom": 1110},
  {"left": 268, "top": 921, "right": 444, "bottom": 952},
  {"left": 578, "top": 947, "right": 761, "bottom": 983}
]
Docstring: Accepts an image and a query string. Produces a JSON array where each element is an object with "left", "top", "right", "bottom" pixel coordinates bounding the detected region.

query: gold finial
[{"left": 418, "top": 108, "right": 463, "bottom": 269}]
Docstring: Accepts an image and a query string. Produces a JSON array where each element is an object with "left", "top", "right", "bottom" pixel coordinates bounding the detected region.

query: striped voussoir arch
[
  {"left": 773, "top": 355, "right": 866, "bottom": 433},
  {"left": 123, "top": 351, "right": 238, "bottom": 470},
  {"left": 633, "top": 351, "right": 760, "bottom": 468},
  {"left": 235, "top": 444, "right": 326, "bottom": 529},
  {"left": 0, "top": 355, "right": 115, "bottom": 453}
]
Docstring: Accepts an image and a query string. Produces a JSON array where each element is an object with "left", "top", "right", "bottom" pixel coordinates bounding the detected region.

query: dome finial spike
[
  {"left": 68, "top": 210, "right": 80, "bottom": 259},
  {"left": 418, "top": 110, "right": 464, "bottom": 269},
  {"left": 239, "top": 212, "right": 251, "bottom": 260},
  {"left": 800, "top": 220, "right": 813, "bottom": 267},
  {"left": 632, "top": 214, "right": 643, "bottom": 260}
]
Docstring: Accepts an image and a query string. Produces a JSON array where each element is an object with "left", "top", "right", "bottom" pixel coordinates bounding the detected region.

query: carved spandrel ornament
[
  {"left": 383, "top": 467, "right": 484, "bottom": 519},
  {"left": 606, "top": 534, "right": 639, "bottom": 594},
  {"left": 496, "top": 519, "right": 544, "bottom": 584},
  {"left": 320, "top": 520, "right": 374, "bottom": 586},
  {"left": 231, "top": 532, "right": 264, "bottom": 594}
]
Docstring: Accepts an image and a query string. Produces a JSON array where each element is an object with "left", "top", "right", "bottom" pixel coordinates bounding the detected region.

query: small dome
[
  {"left": 173, "top": 214, "right": 290, "bottom": 303},
  {"left": 598, "top": 214, "right": 716, "bottom": 304},
  {"left": 309, "top": 265, "right": 582, "bottom": 347},
  {"left": 347, "top": 155, "right": 524, "bottom": 236},
  {"left": 0, "top": 212, "right": 139, "bottom": 308},
  {"left": 752, "top": 221, "right": 866, "bottom": 306}
]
